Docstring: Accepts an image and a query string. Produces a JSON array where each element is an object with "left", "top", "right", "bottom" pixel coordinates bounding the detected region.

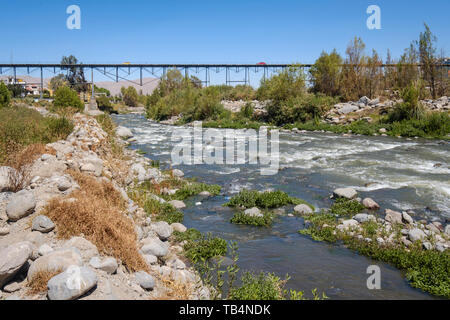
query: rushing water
[{"left": 113, "top": 113, "right": 450, "bottom": 300}]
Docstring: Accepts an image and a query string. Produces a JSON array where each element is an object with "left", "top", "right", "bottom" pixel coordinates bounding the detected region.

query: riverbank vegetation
[
  {"left": 144, "top": 24, "right": 449, "bottom": 139},
  {"left": 225, "top": 189, "right": 311, "bottom": 210}
]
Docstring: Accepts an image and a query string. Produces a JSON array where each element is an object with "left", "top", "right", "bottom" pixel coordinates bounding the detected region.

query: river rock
[
  {"left": 3, "top": 281, "right": 21, "bottom": 293},
  {"left": 47, "top": 266, "right": 98, "bottom": 300},
  {"left": 172, "top": 169, "right": 184, "bottom": 177},
  {"left": 408, "top": 228, "right": 427, "bottom": 242},
  {"left": 6, "top": 190, "right": 36, "bottom": 221},
  {"left": 199, "top": 191, "right": 212, "bottom": 197},
  {"left": 131, "top": 163, "right": 148, "bottom": 182},
  {"left": 0, "top": 227, "right": 10, "bottom": 236},
  {"left": 0, "top": 241, "right": 34, "bottom": 287},
  {"left": 134, "top": 271, "right": 155, "bottom": 290},
  {"left": 385, "top": 209, "right": 403, "bottom": 224},
  {"left": 244, "top": 207, "right": 263, "bottom": 217},
  {"left": 402, "top": 211, "right": 414, "bottom": 224},
  {"left": 337, "top": 219, "right": 359, "bottom": 231},
  {"left": 445, "top": 225, "right": 450, "bottom": 235},
  {"left": 362, "top": 198, "right": 380, "bottom": 210},
  {"left": 143, "top": 254, "right": 158, "bottom": 265},
  {"left": 141, "top": 237, "right": 169, "bottom": 257},
  {"left": 171, "top": 223, "right": 187, "bottom": 233},
  {"left": 80, "top": 155, "right": 103, "bottom": 177},
  {"left": 152, "top": 221, "right": 173, "bottom": 241},
  {"left": 31, "top": 215, "right": 55, "bottom": 233},
  {"left": 169, "top": 200, "right": 186, "bottom": 209},
  {"left": 27, "top": 248, "right": 82, "bottom": 281},
  {"left": 63, "top": 237, "right": 98, "bottom": 260},
  {"left": 353, "top": 213, "right": 374, "bottom": 223},
  {"left": 333, "top": 188, "right": 357, "bottom": 199},
  {"left": 38, "top": 244, "right": 54, "bottom": 256},
  {"left": 116, "top": 126, "right": 133, "bottom": 139},
  {"left": 89, "top": 256, "right": 118, "bottom": 274},
  {"left": 294, "top": 204, "right": 313, "bottom": 215},
  {"left": 57, "top": 178, "right": 72, "bottom": 192}
]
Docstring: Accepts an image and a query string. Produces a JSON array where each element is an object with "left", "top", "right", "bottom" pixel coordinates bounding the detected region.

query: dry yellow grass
[
  {"left": 27, "top": 269, "right": 63, "bottom": 295},
  {"left": 44, "top": 170, "right": 148, "bottom": 272},
  {"left": 155, "top": 277, "right": 193, "bottom": 300}
]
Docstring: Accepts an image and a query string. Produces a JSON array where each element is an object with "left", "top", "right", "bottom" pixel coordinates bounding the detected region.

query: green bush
[
  {"left": 0, "top": 82, "right": 11, "bottom": 108},
  {"left": 168, "top": 182, "right": 221, "bottom": 201},
  {"left": 330, "top": 198, "right": 365, "bottom": 216},
  {"left": 238, "top": 102, "right": 254, "bottom": 119},
  {"left": 229, "top": 272, "right": 286, "bottom": 300},
  {"left": 121, "top": 86, "right": 139, "bottom": 107},
  {"left": 53, "top": 86, "right": 84, "bottom": 111},
  {"left": 182, "top": 232, "right": 228, "bottom": 263},
  {"left": 143, "top": 198, "right": 184, "bottom": 224},
  {"left": 310, "top": 50, "right": 343, "bottom": 96},
  {"left": 225, "top": 189, "right": 312, "bottom": 210},
  {"left": 230, "top": 211, "right": 275, "bottom": 227},
  {"left": 257, "top": 65, "right": 306, "bottom": 102}
]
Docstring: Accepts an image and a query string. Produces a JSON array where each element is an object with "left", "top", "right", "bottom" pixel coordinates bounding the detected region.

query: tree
[
  {"left": 364, "top": 49, "right": 383, "bottom": 98},
  {"left": 340, "top": 37, "right": 367, "bottom": 101},
  {"left": 416, "top": 24, "right": 439, "bottom": 99},
  {"left": 310, "top": 50, "right": 343, "bottom": 96},
  {"left": 53, "top": 86, "right": 84, "bottom": 111},
  {"left": 121, "top": 86, "right": 139, "bottom": 107},
  {"left": 49, "top": 74, "right": 68, "bottom": 92},
  {"left": 7, "top": 84, "right": 26, "bottom": 98},
  {"left": 0, "top": 82, "right": 11, "bottom": 108},
  {"left": 61, "top": 55, "right": 88, "bottom": 93},
  {"left": 257, "top": 65, "right": 306, "bottom": 102}
]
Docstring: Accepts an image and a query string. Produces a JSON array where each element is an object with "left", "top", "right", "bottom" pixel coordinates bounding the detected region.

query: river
[{"left": 113, "top": 113, "right": 450, "bottom": 300}]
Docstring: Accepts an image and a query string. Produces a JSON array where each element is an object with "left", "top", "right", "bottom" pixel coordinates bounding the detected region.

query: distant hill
[{"left": 0, "top": 75, "right": 159, "bottom": 96}]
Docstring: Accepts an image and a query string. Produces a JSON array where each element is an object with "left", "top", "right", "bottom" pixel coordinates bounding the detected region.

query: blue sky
[{"left": 1, "top": 0, "right": 449, "bottom": 84}]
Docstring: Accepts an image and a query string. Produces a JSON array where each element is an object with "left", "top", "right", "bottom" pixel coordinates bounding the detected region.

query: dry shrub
[
  {"left": 44, "top": 170, "right": 148, "bottom": 272},
  {"left": 156, "top": 277, "right": 193, "bottom": 300},
  {"left": 27, "top": 269, "right": 63, "bottom": 295},
  {"left": 6, "top": 144, "right": 55, "bottom": 192}
]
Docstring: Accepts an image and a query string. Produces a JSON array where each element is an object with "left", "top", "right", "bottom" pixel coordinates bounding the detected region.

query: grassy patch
[
  {"left": 330, "top": 198, "right": 365, "bottom": 216},
  {"left": 225, "top": 189, "right": 312, "bottom": 210},
  {"left": 181, "top": 232, "right": 228, "bottom": 263},
  {"left": 299, "top": 213, "right": 339, "bottom": 242},
  {"left": 44, "top": 170, "right": 148, "bottom": 272},
  {"left": 27, "top": 269, "right": 63, "bottom": 295},
  {"left": 230, "top": 211, "right": 275, "bottom": 227},
  {"left": 143, "top": 197, "right": 184, "bottom": 224}
]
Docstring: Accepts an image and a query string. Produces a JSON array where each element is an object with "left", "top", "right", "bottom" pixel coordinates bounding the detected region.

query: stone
[
  {"left": 423, "top": 242, "right": 433, "bottom": 251},
  {"left": 57, "top": 178, "right": 72, "bottom": 192},
  {"left": 385, "top": 209, "right": 403, "bottom": 224},
  {"left": 337, "top": 219, "right": 359, "bottom": 231},
  {"left": 32, "top": 215, "right": 55, "bottom": 233},
  {"left": 169, "top": 200, "right": 186, "bottom": 209},
  {"left": 359, "top": 96, "right": 370, "bottom": 105},
  {"left": 143, "top": 254, "right": 158, "bottom": 265},
  {"left": 172, "top": 169, "right": 184, "bottom": 177},
  {"left": 63, "top": 237, "right": 98, "bottom": 260},
  {"left": 116, "top": 126, "right": 133, "bottom": 139},
  {"left": 0, "top": 166, "right": 15, "bottom": 192},
  {"left": 293, "top": 204, "right": 313, "bottom": 215},
  {"left": 337, "top": 104, "right": 359, "bottom": 115},
  {"left": 171, "top": 223, "right": 187, "bottom": 233},
  {"left": 199, "top": 191, "right": 212, "bottom": 197},
  {"left": 38, "top": 244, "right": 54, "bottom": 256},
  {"left": 362, "top": 198, "right": 379, "bottom": 210},
  {"left": 333, "top": 187, "right": 357, "bottom": 199},
  {"left": 147, "top": 168, "right": 161, "bottom": 180},
  {"left": 131, "top": 163, "right": 148, "bottom": 182},
  {"left": 25, "top": 231, "right": 46, "bottom": 247},
  {"left": 3, "top": 281, "right": 21, "bottom": 293},
  {"left": 47, "top": 266, "right": 98, "bottom": 300},
  {"left": 244, "top": 207, "right": 263, "bottom": 218},
  {"left": 445, "top": 225, "right": 450, "bottom": 235},
  {"left": 0, "top": 227, "right": 10, "bottom": 236},
  {"left": 402, "top": 211, "right": 414, "bottom": 224},
  {"left": 6, "top": 190, "right": 36, "bottom": 221},
  {"left": 141, "top": 237, "right": 169, "bottom": 257},
  {"left": 134, "top": 271, "right": 155, "bottom": 290},
  {"left": 379, "top": 128, "right": 387, "bottom": 134},
  {"left": 426, "top": 223, "right": 441, "bottom": 234},
  {"left": 408, "top": 228, "right": 427, "bottom": 242},
  {"left": 0, "top": 241, "right": 34, "bottom": 287},
  {"left": 89, "top": 256, "right": 118, "bottom": 274},
  {"left": 27, "top": 248, "right": 82, "bottom": 281},
  {"left": 80, "top": 155, "right": 103, "bottom": 177},
  {"left": 152, "top": 221, "right": 173, "bottom": 241},
  {"left": 353, "top": 213, "right": 372, "bottom": 223},
  {"left": 436, "top": 243, "right": 447, "bottom": 253}
]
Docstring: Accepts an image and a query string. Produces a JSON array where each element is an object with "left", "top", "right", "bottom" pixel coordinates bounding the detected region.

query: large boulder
[
  {"left": 134, "top": 271, "right": 155, "bottom": 290},
  {"left": 337, "top": 104, "right": 359, "bottom": 115},
  {"left": 333, "top": 188, "right": 357, "bottom": 200},
  {"left": 385, "top": 209, "right": 403, "bottom": 224},
  {"left": 32, "top": 215, "right": 55, "bottom": 233},
  {"left": 80, "top": 155, "right": 103, "bottom": 177},
  {"left": 6, "top": 190, "right": 36, "bottom": 222},
  {"left": 408, "top": 228, "right": 427, "bottom": 242},
  {"left": 141, "top": 237, "right": 169, "bottom": 257},
  {"left": 171, "top": 223, "right": 187, "bottom": 233},
  {"left": 47, "top": 266, "right": 98, "bottom": 300},
  {"left": 116, "top": 126, "right": 133, "bottom": 139},
  {"left": 353, "top": 213, "right": 374, "bottom": 223},
  {"left": 172, "top": 169, "right": 184, "bottom": 178},
  {"left": 293, "top": 204, "right": 313, "bottom": 215},
  {"left": 169, "top": 200, "right": 186, "bottom": 209},
  {"left": 152, "top": 221, "right": 173, "bottom": 241},
  {"left": 89, "top": 256, "right": 118, "bottom": 274},
  {"left": 362, "top": 198, "right": 380, "bottom": 210},
  {"left": 63, "top": 237, "right": 98, "bottom": 261},
  {"left": 27, "top": 248, "right": 82, "bottom": 281},
  {"left": 0, "top": 241, "right": 34, "bottom": 287},
  {"left": 244, "top": 207, "right": 263, "bottom": 218}
]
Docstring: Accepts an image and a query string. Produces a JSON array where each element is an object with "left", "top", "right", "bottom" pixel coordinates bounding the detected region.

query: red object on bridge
[{"left": 257, "top": 62, "right": 267, "bottom": 65}]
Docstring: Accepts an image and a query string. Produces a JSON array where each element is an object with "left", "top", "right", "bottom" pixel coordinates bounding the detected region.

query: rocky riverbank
[{"left": 0, "top": 110, "right": 209, "bottom": 300}]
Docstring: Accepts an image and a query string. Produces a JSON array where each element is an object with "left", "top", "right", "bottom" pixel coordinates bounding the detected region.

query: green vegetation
[
  {"left": 143, "top": 198, "right": 184, "bottom": 224},
  {"left": 0, "top": 106, "right": 73, "bottom": 164},
  {"left": 230, "top": 211, "right": 275, "bottom": 227},
  {"left": 180, "top": 231, "right": 228, "bottom": 263},
  {"left": 299, "top": 211, "right": 450, "bottom": 298},
  {"left": 225, "top": 189, "right": 312, "bottom": 210},
  {"left": 0, "top": 82, "right": 11, "bottom": 108},
  {"left": 168, "top": 181, "right": 221, "bottom": 201},
  {"left": 121, "top": 86, "right": 139, "bottom": 107},
  {"left": 330, "top": 198, "right": 365, "bottom": 216},
  {"left": 53, "top": 86, "right": 84, "bottom": 112},
  {"left": 95, "top": 113, "right": 124, "bottom": 156}
]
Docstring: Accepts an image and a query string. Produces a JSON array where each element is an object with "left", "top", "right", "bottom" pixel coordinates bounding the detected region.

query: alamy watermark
[
  {"left": 366, "top": 5, "right": 381, "bottom": 30},
  {"left": 66, "top": 5, "right": 81, "bottom": 30},
  {"left": 171, "top": 122, "right": 279, "bottom": 176},
  {"left": 367, "top": 265, "right": 381, "bottom": 290}
]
